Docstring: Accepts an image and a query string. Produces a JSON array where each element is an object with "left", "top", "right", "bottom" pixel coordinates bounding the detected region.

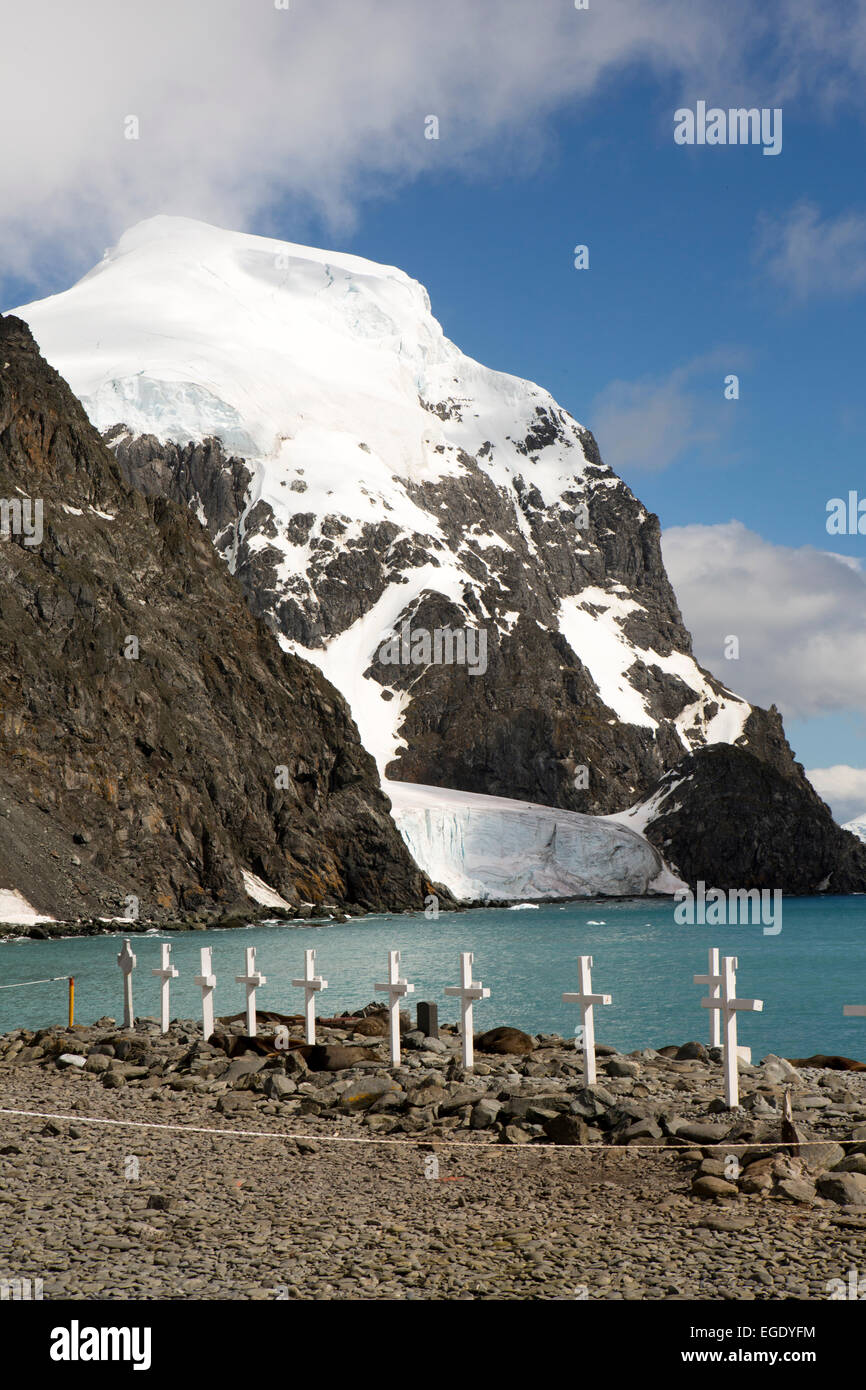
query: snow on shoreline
[
  {"left": 0, "top": 890, "right": 55, "bottom": 925},
  {"left": 241, "top": 870, "right": 293, "bottom": 910}
]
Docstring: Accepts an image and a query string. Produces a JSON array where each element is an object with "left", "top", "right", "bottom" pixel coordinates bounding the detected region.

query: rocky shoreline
[
  {"left": 1, "top": 1009, "right": 865, "bottom": 1299},
  {"left": 0, "top": 891, "right": 674, "bottom": 940}
]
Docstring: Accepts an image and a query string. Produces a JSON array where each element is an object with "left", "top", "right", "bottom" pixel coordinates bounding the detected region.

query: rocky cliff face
[
  {"left": 0, "top": 314, "right": 432, "bottom": 922},
  {"left": 110, "top": 423, "right": 800, "bottom": 815},
  {"left": 635, "top": 746, "right": 866, "bottom": 894}
]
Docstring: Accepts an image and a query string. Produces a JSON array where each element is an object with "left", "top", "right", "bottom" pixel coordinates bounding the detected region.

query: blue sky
[{"left": 2, "top": 0, "right": 866, "bottom": 815}]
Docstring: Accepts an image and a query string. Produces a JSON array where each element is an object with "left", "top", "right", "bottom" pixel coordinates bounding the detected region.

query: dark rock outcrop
[
  {"left": 108, "top": 426, "right": 794, "bottom": 815},
  {"left": 641, "top": 744, "right": 866, "bottom": 893},
  {"left": 0, "top": 315, "right": 434, "bottom": 921}
]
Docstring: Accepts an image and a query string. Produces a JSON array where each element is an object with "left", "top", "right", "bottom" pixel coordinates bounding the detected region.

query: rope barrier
[
  {"left": 0, "top": 976, "right": 74, "bottom": 1024},
  {"left": 0, "top": 1105, "right": 860, "bottom": 1153},
  {"left": 0, "top": 976, "right": 70, "bottom": 989}
]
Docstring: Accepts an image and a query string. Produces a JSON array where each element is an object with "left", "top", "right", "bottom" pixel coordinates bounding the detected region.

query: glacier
[{"left": 385, "top": 781, "right": 684, "bottom": 902}]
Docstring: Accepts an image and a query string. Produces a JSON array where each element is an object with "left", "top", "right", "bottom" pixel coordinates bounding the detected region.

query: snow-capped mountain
[
  {"left": 844, "top": 815, "right": 866, "bottom": 844},
  {"left": 15, "top": 216, "right": 786, "bottom": 817}
]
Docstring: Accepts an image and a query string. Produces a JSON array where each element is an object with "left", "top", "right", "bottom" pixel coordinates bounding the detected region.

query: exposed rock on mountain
[
  {"left": 17, "top": 217, "right": 791, "bottom": 817},
  {"left": 623, "top": 745, "right": 866, "bottom": 894},
  {"left": 0, "top": 314, "right": 432, "bottom": 921}
]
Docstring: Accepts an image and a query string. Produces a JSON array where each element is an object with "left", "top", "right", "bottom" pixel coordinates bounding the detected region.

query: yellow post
[{"left": 68, "top": 976, "right": 74, "bottom": 1027}]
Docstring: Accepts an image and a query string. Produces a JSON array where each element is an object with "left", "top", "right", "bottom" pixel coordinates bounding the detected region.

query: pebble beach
[{"left": 1, "top": 1011, "right": 865, "bottom": 1301}]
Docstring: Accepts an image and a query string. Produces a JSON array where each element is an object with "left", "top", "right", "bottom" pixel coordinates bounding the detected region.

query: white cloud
[
  {"left": 804, "top": 765, "right": 866, "bottom": 826},
  {"left": 755, "top": 201, "right": 866, "bottom": 299},
  {"left": 2, "top": 0, "right": 865, "bottom": 290},
  {"left": 589, "top": 356, "right": 737, "bottom": 473},
  {"left": 0, "top": 1, "right": 714, "bottom": 282},
  {"left": 661, "top": 521, "right": 866, "bottom": 720}
]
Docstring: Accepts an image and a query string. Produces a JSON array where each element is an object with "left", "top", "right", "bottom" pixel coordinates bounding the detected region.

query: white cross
[
  {"left": 375, "top": 949, "right": 415, "bottom": 1065},
  {"left": 151, "top": 942, "right": 179, "bottom": 1034},
  {"left": 694, "top": 947, "right": 722, "bottom": 1048},
  {"left": 562, "top": 955, "right": 612, "bottom": 1085},
  {"left": 699, "top": 954, "right": 763, "bottom": 1108},
  {"left": 444, "top": 951, "right": 489, "bottom": 1069},
  {"left": 292, "top": 948, "right": 328, "bottom": 1045},
  {"left": 117, "top": 939, "right": 137, "bottom": 1029},
  {"left": 236, "top": 946, "right": 266, "bottom": 1037},
  {"left": 844, "top": 1002, "right": 866, "bottom": 1019},
  {"left": 195, "top": 946, "right": 217, "bottom": 1041}
]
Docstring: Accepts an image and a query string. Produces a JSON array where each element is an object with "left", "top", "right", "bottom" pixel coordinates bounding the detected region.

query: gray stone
[
  {"left": 817, "top": 1172, "right": 866, "bottom": 1206},
  {"left": 619, "top": 1117, "right": 663, "bottom": 1142},
  {"left": 568, "top": 1085, "right": 614, "bottom": 1119},
  {"left": 604, "top": 1057, "right": 641, "bottom": 1079},
  {"left": 668, "top": 1119, "right": 731, "bottom": 1145},
  {"left": 217, "top": 1092, "right": 255, "bottom": 1115},
  {"left": 800, "top": 1142, "right": 846, "bottom": 1170},
  {"left": 470, "top": 1098, "right": 501, "bottom": 1130},
  {"left": 84, "top": 1052, "right": 111, "bottom": 1073},
  {"left": 264, "top": 1074, "right": 297, "bottom": 1100},
  {"left": 57, "top": 1053, "right": 86, "bottom": 1068},
  {"left": 831, "top": 1154, "right": 866, "bottom": 1176},
  {"left": 777, "top": 1178, "right": 816, "bottom": 1204},
  {"left": 339, "top": 1077, "right": 402, "bottom": 1110},
  {"left": 697, "top": 1159, "right": 729, "bottom": 1178},
  {"left": 439, "top": 1085, "right": 481, "bottom": 1113},
  {"left": 696, "top": 1213, "right": 751, "bottom": 1232},
  {"left": 759, "top": 1054, "right": 799, "bottom": 1084},
  {"left": 500, "top": 1124, "right": 534, "bottom": 1145},
  {"left": 692, "top": 1175, "right": 738, "bottom": 1198},
  {"left": 225, "top": 1056, "right": 266, "bottom": 1084},
  {"left": 543, "top": 1113, "right": 590, "bottom": 1146}
]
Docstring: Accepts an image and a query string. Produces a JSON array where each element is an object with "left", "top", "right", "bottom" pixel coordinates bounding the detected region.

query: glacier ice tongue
[{"left": 385, "top": 781, "right": 673, "bottom": 902}]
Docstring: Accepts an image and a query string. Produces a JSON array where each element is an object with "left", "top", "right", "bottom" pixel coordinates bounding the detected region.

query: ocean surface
[{"left": 1, "top": 897, "right": 865, "bottom": 1059}]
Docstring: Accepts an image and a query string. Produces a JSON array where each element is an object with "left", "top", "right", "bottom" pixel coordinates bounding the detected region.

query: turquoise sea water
[{"left": 1, "top": 897, "right": 865, "bottom": 1059}]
